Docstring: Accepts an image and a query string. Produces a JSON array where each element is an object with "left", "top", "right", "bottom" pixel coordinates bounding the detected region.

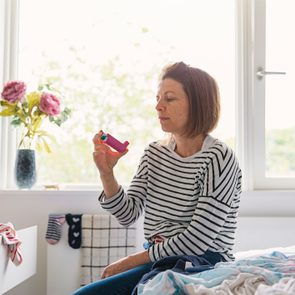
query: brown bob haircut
[{"left": 160, "top": 62, "right": 220, "bottom": 137}]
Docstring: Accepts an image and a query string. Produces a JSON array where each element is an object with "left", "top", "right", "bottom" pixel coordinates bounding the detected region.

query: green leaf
[
  {"left": 10, "top": 117, "right": 22, "bottom": 126},
  {"left": 63, "top": 107, "right": 72, "bottom": 115},
  {"left": 48, "top": 108, "right": 71, "bottom": 127},
  {"left": 16, "top": 108, "right": 28, "bottom": 122},
  {"left": 55, "top": 119, "right": 62, "bottom": 126}
]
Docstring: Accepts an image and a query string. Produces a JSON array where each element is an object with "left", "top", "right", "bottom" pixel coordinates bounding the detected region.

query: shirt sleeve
[
  {"left": 98, "top": 148, "right": 149, "bottom": 227},
  {"left": 148, "top": 144, "right": 242, "bottom": 262}
]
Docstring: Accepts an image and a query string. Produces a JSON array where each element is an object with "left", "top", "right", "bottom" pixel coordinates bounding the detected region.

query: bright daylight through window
[
  {"left": 265, "top": 0, "right": 295, "bottom": 177},
  {"left": 8, "top": 0, "right": 236, "bottom": 188}
]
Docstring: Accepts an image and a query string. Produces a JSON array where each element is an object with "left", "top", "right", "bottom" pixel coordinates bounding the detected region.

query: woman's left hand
[{"left": 101, "top": 250, "right": 150, "bottom": 279}]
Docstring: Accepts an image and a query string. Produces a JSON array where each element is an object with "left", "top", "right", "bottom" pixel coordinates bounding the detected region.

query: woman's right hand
[{"left": 92, "top": 131, "right": 128, "bottom": 177}]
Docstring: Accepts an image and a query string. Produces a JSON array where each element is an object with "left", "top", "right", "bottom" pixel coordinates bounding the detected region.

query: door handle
[{"left": 256, "top": 67, "right": 286, "bottom": 80}]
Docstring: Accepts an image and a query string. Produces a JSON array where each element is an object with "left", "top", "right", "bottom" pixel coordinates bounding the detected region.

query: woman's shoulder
[
  {"left": 140, "top": 139, "right": 177, "bottom": 161},
  {"left": 204, "top": 135, "right": 232, "bottom": 151},
  {"left": 203, "top": 135, "right": 237, "bottom": 162},
  {"left": 144, "top": 140, "right": 171, "bottom": 153}
]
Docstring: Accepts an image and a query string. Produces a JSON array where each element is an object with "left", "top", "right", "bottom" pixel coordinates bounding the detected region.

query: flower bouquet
[{"left": 0, "top": 80, "right": 71, "bottom": 152}]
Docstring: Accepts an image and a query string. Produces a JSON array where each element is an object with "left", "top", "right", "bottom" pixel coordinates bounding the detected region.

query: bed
[{"left": 136, "top": 245, "right": 295, "bottom": 294}]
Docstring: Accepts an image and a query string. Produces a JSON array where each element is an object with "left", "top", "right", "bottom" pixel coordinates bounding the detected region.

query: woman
[{"left": 74, "top": 62, "right": 242, "bottom": 294}]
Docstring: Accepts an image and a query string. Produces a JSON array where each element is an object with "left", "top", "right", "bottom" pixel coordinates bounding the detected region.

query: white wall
[
  {"left": 0, "top": 190, "right": 295, "bottom": 295},
  {"left": 0, "top": 191, "right": 102, "bottom": 295}
]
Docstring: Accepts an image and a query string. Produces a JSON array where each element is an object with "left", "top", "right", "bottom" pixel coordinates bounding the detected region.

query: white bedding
[
  {"left": 138, "top": 245, "right": 295, "bottom": 295},
  {"left": 234, "top": 244, "right": 295, "bottom": 260}
]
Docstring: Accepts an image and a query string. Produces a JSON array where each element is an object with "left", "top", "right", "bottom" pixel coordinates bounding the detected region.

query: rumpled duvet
[{"left": 138, "top": 251, "right": 295, "bottom": 295}]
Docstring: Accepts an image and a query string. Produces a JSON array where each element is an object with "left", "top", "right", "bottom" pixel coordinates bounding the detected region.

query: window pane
[
  {"left": 18, "top": 0, "right": 235, "bottom": 186},
  {"left": 265, "top": 0, "right": 295, "bottom": 177}
]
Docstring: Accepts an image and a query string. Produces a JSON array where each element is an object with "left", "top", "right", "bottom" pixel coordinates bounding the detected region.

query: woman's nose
[{"left": 155, "top": 100, "right": 165, "bottom": 111}]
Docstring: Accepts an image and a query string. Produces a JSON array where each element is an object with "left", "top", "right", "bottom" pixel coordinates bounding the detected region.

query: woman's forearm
[
  {"left": 101, "top": 250, "right": 151, "bottom": 279},
  {"left": 100, "top": 172, "right": 120, "bottom": 199},
  {"left": 129, "top": 250, "right": 151, "bottom": 266}
]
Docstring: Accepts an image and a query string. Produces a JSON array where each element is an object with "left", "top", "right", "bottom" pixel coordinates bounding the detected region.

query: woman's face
[{"left": 156, "top": 78, "right": 190, "bottom": 136}]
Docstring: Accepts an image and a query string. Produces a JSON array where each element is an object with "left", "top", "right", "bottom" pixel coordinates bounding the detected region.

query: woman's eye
[{"left": 166, "top": 97, "right": 175, "bottom": 102}]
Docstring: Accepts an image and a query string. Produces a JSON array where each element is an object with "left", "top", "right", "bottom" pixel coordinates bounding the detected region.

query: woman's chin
[{"left": 160, "top": 126, "right": 170, "bottom": 133}]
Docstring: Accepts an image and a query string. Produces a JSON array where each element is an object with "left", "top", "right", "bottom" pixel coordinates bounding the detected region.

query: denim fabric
[
  {"left": 73, "top": 251, "right": 224, "bottom": 295},
  {"left": 72, "top": 262, "right": 153, "bottom": 295}
]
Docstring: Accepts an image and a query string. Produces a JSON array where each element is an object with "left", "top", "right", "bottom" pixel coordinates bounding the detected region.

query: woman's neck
[{"left": 173, "top": 134, "right": 206, "bottom": 158}]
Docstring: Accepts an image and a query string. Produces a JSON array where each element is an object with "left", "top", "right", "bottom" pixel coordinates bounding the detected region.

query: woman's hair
[{"left": 160, "top": 61, "right": 220, "bottom": 137}]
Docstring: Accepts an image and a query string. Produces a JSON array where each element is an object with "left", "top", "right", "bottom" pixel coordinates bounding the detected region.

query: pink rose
[
  {"left": 1, "top": 81, "right": 26, "bottom": 103},
  {"left": 39, "top": 92, "right": 61, "bottom": 116}
]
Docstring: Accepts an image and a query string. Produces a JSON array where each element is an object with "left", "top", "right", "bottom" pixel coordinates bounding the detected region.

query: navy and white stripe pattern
[{"left": 99, "top": 135, "right": 242, "bottom": 262}]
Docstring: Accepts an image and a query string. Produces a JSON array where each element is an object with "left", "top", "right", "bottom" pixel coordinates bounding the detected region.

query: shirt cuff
[
  {"left": 148, "top": 243, "right": 158, "bottom": 262},
  {"left": 98, "top": 186, "right": 124, "bottom": 212}
]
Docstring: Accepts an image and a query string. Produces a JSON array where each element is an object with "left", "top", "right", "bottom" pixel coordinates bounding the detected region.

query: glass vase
[{"left": 15, "top": 149, "right": 37, "bottom": 189}]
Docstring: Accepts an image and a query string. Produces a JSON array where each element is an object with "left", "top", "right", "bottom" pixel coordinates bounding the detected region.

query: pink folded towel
[{"left": 0, "top": 222, "right": 23, "bottom": 265}]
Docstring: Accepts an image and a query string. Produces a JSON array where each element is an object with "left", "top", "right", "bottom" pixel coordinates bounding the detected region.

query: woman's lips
[{"left": 159, "top": 117, "right": 169, "bottom": 122}]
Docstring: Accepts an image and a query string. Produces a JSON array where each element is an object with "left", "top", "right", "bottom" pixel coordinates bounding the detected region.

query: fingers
[
  {"left": 92, "top": 130, "right": 103, "bottom": 145},
  {"left": 112, "top": 148, "right": 128, "bottom": 161},
  {"left": 93, "top": 131, "right": 109, "bottom": 153},
  {"left": 101, "top": 269, "right": 106, "bottom": 279},
  {"left": 101, "top": 267, "right": 112, "bottom": 279},
  {"left": 93, "top": 142, "right": 108, "bottom": 153},
  {"left": 93, "top": 132, "right": 129, "bottom": 155}
]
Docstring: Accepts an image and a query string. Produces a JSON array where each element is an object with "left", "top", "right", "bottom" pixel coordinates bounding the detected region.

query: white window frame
[
  {"left": 251, "top": 0, "right": 294, "bottom": 190},
  {"left": 1, "top": 0, "right": 19, "bottom": 189},
  {"left": 235, "top": 0, "right": 254, "bottom": 191},
  {"left": 1, "top": 0, "right": 294, "bottom": 191}
]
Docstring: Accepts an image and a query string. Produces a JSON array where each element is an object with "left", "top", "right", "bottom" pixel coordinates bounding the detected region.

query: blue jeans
[
  {"left": 72, "top": 262, "right": 154, "bottom": 295},
  {"left": 73, "top": 250, "right": 224, "bottom": 295}
]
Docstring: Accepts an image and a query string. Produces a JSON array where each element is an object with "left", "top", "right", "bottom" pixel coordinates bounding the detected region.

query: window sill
[
  {"left": 239, "top": 190, "right": 295, "bottom": 217},
  {"left": 0, "top": 189, "right": 294, "bottom": 217},
  {"left": 0, "top": 187, "right": 101, "bottom": 197}
]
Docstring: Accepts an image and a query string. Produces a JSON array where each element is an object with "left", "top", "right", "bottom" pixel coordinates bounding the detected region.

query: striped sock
[{"left": 45, "top": 214, "right": 65, "bottom": 245}]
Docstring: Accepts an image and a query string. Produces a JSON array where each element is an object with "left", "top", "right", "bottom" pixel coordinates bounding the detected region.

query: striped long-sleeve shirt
[{"left": 98, "top": 135, "right": 242, "bottom": 262}]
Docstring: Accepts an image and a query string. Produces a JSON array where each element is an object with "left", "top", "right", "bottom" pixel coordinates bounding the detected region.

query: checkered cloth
[{"left": 80, "top": 214, "right": 136, "bottom": 286}]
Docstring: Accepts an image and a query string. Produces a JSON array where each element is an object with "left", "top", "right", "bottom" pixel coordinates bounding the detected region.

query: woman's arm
[
  {"left": 101, "top": 250, "right": 151, "bottom": 279},
  {"left": 92, "top": 131, "right": 127, "bottom": 198},
  {"left": 98, "top": 153, "right": 148, "bottom": 226},
  {"left": 94, "top": 133, "right": 149, "bottom": 227}
]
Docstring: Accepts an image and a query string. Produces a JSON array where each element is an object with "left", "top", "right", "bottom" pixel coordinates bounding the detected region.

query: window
[
  {"left": 1, "top": 0, "right": 236, "bottom": 189},
  {"left": 251, "top": 0, "right": 295, "bottom": 189},
  {"left": 2, "top": 0, "right": 294, "bottom": 190}
]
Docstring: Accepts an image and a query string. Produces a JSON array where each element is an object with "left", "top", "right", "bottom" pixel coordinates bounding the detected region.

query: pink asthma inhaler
[{"left": 100, "top": 131, "right": 129, "bottom": 153}]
